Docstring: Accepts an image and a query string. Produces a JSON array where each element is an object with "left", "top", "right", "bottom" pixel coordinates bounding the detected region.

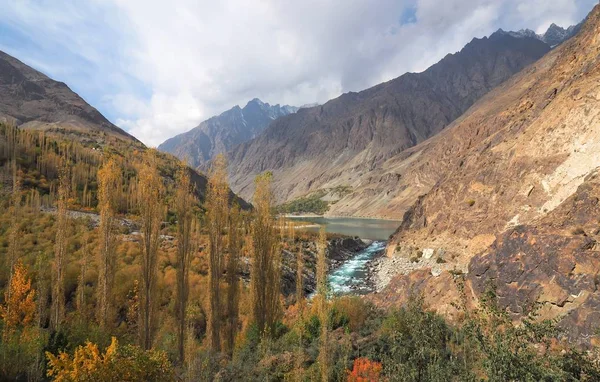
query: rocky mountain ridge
[
  {"left": 159, "top": 98, "right": 298, "bottom": 168},
  {"left": 225, "top": 31, "right": 553, "bottom": 214},
  {"left": 497, "top": 20, "right": 583, "bottom": 47}
]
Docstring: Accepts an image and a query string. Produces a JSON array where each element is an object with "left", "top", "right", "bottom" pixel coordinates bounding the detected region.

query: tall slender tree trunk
[
  {"left": 175, "top": 163, "right": 194, "bottom": 362},
  {"left": 316, "top": 227, "right": 329, "bottom": 382},
  {"left": 250, "top": 172, "right": 281, "bottom": 337},
  {"left": 137, "top": 150, "right": 164, "bottom": 350},
  {"left": 51, "top": 161, "right": 69, "bottom": 331},
  {"left": 96, "top": 158, "right": 121, "bottom": 328},
  {"left": 206, "top": 154, "right": 229, "bottom": 352},
  {"left": 225, "top": 205, "right": 242, "bottom": 356}
]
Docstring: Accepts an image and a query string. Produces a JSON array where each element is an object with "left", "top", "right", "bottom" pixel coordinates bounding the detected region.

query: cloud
[{"left": 0, "top": 0, "right": 597, "bottom": 146}]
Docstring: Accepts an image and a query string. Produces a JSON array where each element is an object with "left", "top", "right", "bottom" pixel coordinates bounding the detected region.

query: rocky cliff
[{"left": 377, "top": 4, "right": 600, "bottom": 345}]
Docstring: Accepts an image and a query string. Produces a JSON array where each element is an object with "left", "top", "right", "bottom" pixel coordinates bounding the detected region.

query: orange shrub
[{"left": 347, "top": 357, "right": 383, "bottom": 382}]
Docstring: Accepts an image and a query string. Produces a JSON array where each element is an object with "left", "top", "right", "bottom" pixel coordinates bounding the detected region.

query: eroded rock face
[
  {"left": 467, "top": 172, "right": 600, "bottom": 345},
  {"left": 375, "top": 5, "right": 600, "bottom": 345}
]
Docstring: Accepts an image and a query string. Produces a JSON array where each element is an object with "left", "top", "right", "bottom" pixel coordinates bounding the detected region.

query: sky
[{"left": 0, "top": 0, "right": 597, "bottom": 147}]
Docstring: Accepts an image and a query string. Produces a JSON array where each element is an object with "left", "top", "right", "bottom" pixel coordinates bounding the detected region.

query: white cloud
[{"left": 1, "top": 0, "right": 597, "bottom": 146}]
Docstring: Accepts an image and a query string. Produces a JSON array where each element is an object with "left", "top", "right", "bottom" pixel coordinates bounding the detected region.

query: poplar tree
[
  {"left": 225, "top": 204, "right": 242, "bottom": 355},
  {"left": 77, "top": 230, "right": 91, "bottom": 321},
  {"left": 50, "top": 160, "right": 69, "bottom": 331},
  {"left": 316, "top": 227, "right": 329, "bottom": 382},
  {"left": 206, "top": 154, "right": 229, "bottom": 351},
  {"left": 6, "top": 157, "right": 20, "bottom": 299},
  {"left": 96, "top": 158, "right": 121, "bottom": 328},
  {"left": 137, "top": 150, "right": 164, "bottom": 350},
  {"left": 250, "top": 172, "right": 281, "bottom": 337},
  {"left": 175, "top": 162, "right": 194, "bottom": 362}
]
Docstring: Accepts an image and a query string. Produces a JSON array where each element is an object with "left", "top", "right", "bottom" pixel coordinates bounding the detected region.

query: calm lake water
[{"left": 289, "top": 216, "right": 400, "bottom": 241}]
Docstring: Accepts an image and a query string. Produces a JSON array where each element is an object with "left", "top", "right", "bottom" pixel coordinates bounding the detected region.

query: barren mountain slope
[
  {"left": 376, "top": 4, "right": 600, "bottom": 344},
  {"left": 0, "top": 50, "right": 137, "bottom": 143},
  {"left": 227, "top": 33, "right": 551, "bottom": 207}
]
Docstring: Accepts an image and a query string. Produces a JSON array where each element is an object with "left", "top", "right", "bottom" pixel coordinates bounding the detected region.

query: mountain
[
  {"left": 498, "top": 21, "right": 583, "bottom": 47},
  {"left": 375, "top": 4, "right": 600, "bottom": 345},
  {"left": 0, "top": 49, "right": 250, "bottom": 209},
  {"left": 158, "top": 98, "right": 298, "bottom": 168},
  {"left": 226, "top": 31, "right": 552, "bottom": 211},
  {"left": 0, "top": 50, "right": 137, "bottom": 143}
]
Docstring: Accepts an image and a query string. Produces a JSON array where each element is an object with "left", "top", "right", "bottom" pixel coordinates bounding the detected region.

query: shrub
[
  {"left": 46, "top": 337, "right": 174, "bottom": 381},
  {"left": 571, "top": 227, "right": 586, "bottom": 236},
  {"left": 466, "top": 199, "right": 476, "bottom": 207},
  {"left": 347, "top": 357, "right": 382, "bottom": 381}
]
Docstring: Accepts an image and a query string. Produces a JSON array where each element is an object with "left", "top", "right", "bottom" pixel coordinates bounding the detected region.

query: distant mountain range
[
  {"left": 0, "top": 50, "right": 137, "bottom": 143},
  {"left": 158, "top": 99, "right": 298, "bottom": 168}
]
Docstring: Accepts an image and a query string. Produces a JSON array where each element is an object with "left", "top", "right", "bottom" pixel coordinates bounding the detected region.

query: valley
[{"left": 1, "top": 2, "right": 600, "bottom": 381}]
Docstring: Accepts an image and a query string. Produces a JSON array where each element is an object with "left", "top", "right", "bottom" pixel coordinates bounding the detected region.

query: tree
[
  {"left": 250, "top": 172, "right": 281, "bottom": 337},
  {"left": 77, "top": 230, "right": 91, "bottom": 321},
  {"left": 347, "top": 358, "right": 383, "bottom": 382},
  {"left": 175, "top": 162, "right": 195, "bottom": 362},
  {"left": 225, "top": 204, "right": 242, "bottom": 356},
  {"left": 51, "top": 160, "right": 69, "bottom": 331},
  {"left": 96, "top": 158, "right": 122, "bottom": 328},
  {"left": 1, "top": 261, "right": 36, "bottom": 337},
  {"left": 136, "top": 150, "right": 165, "bottom": 350},
  {"left": 206, "top": 154, "right": 229, "bottom": 351},
  {"left": 5, "top": 156, "right": 21, "bottom": 327},
  {"left": 316, "top": 226, "right": 329, "bottom": 381}
]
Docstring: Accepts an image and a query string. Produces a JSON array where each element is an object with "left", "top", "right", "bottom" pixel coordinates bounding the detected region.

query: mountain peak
[
  {"left": 158, "top": 98, "right": 298, "bottom": 167},
  {"left": 492, "top": 19, "right": 582, "bottom": 48}
]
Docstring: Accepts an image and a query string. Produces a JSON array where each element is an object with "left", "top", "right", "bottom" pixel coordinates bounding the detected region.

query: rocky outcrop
[
  {"left": 0, "top": 50, "right": 137, "bottom": 143},
  {"left": 159, "top": 99, "right": 297, "bottom": 168},
  {"left": 227, "top": 32, "right": 551, "bottom": 215},
  {"left": 280, "top": 236, "right": 369, "bottom": 298}
]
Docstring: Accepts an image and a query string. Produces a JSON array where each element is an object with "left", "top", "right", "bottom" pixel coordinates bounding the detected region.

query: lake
[{"left": 289, "top": 216, "right": 400, "bottom": 241}]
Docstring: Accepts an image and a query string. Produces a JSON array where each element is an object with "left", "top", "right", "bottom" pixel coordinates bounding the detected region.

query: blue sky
[{"left": 0, "top": 0, "right": 597, "bottom": 146}]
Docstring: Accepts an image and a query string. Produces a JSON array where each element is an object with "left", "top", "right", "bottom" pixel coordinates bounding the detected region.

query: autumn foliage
[
  {"left": 347, "top": 358, "right": 383, "bottom": 382},
  {"left": 1, "top": 261, "right": 36, "bottom": 334},
  {"left": 46, "top": 337, "right": 174, "bottom": 381}
]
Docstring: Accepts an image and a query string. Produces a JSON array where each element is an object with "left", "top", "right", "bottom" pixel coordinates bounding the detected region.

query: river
[
  {"left": 290, "top": 217, "right": 399, "bottom": 294},
  {"left": 288, "top": 216, "right": 400, "bottom": 241}
]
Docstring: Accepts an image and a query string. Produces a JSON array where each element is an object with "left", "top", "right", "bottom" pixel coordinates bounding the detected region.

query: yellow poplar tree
[
  {"left": 96, "top": 158, "right": 122, "bottom": 328},
  {"left": 136, "top": 150, "right": 165, "bottom": 350},
  {"left": 175, "top": 162, "right": 195, "bottom": 362},
  {"left": 225, "top": 204, "right": 242, "bottom": 355},
  {"left": 51, "top": 160, "right": 69, "bottom": 331},
  {"left": 250, "top": 172, "right": 281, "bottom": 337},
  {"left": 206, "top": 154, "right": 229, "bottom": 351}
]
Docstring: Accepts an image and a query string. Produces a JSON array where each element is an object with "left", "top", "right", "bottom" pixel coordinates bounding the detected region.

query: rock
[{"left": 423, "top": 248, "right": 434, "bottom": 259}]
